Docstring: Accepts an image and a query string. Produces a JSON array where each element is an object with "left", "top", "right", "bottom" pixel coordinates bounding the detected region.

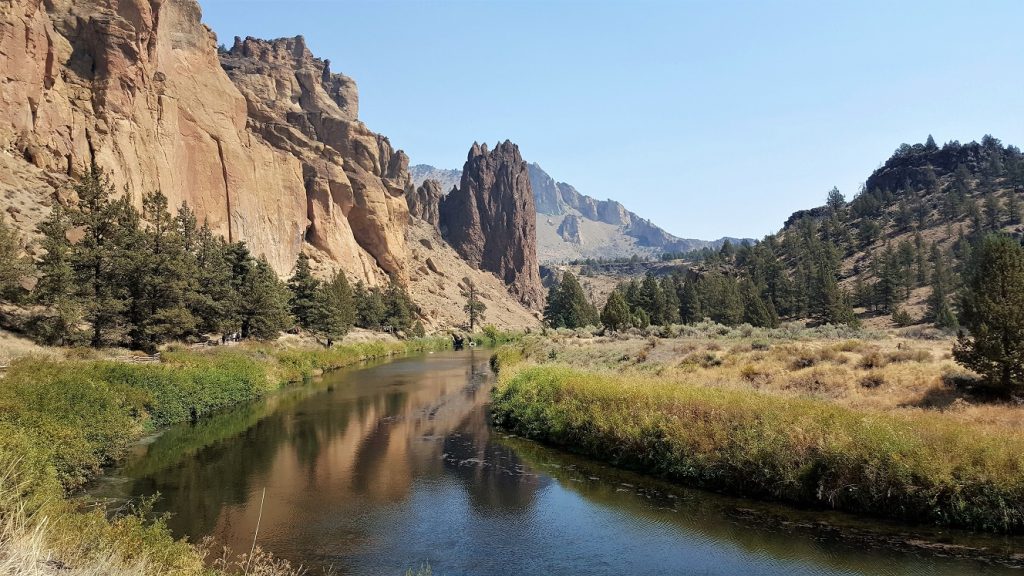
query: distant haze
[{"left": 199, "top": 0, "right": 1024, "bottom": 239}]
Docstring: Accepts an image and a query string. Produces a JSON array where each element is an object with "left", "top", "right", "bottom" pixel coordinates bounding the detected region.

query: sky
[{"left": 199, "top": 0, "right": 1024, "bottom": 240}]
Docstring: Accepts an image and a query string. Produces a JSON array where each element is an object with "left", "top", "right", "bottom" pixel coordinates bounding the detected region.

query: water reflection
[{"left": 89, "top": 351, "right": 1022, "bottom": 576}]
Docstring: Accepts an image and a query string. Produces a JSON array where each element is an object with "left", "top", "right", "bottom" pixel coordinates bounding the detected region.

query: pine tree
[
  {"left": 544, "top": 273, "right": 599, "bottom": 329},
  {"left": 463, "top": 278, "right": 486, "bottom": 331},
  {"left": 740, "top": 278, "right": 778, "bottom": 328},
  {"left": 131, "top": 190, "right": 197, "bottom": 349},
  {"left": 69, "top": 166, "right": 135, "bottom": 347},
  {"left": 238, "top": 255, "right": 291, "bottom": 340},
  {"left": 313, "top": 270, "right": 356, "bottom": 342},
  {"left": 384, "top": 280, "right": 416, "bottom": 333},
  {"left": 639, "top": 274, "right": 667, "bottom": 325},
  {"left": 678, "top": 280, "right": 702, "bottom": 324},
  {"left": 1008, "top": 192, "right": 1022, "bottom": 226},
  {"left": 660, "top": 276, "right": 681, "bottom": 324},
  {"left": 33, "top": 204, "right": 81, "bottom": 344},
  {"left": 193, "top": 222, "right": 237, "bottom": 335},
  {"left": 600, "top": 289, "right": 631, "bottom": 332},
  {"left": 0, "top": 214, "right": 31, "bottom": 302},
  {"left": 928, "top": 243, "right": 957, "bottom": 330},
  {"left": 287, "top": 253, "right": 320, "bottom": 330},
  {"left": 698, "top": 273, "right": 743, "bottom": 325},
  {"left": 954, "top": 234, "right": 1024, "bottom": 390},
  {"left": 354, "top": 281, "right": 387, "bottom": 330}
]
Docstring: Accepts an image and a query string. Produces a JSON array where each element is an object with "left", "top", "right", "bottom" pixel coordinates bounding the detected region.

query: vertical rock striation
[
  {"left": 440, "top": 141, "right": 543, "bottom": 308},
  {"left": 0, "top": 1, "right": 412, "bottom": 284},
  {"left": 408, "top": 179, "right": 443, "bottom": 229}
]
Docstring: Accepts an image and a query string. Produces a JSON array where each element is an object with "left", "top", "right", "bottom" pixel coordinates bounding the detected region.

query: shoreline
[
  {"left": 0, "top": 337, "right": 453, "bottom": 576},
  {"left": 489, "top": 335, "right": 1024, "bottom": 535}
]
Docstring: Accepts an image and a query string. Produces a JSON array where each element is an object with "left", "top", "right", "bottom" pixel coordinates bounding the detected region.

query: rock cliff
[
  {"left": 0, "top": 0, "right": 410, "bottom": 284},
  {"left": 439, "top": 142, "right": 543, "bottom": 308},
  {"left": 221, "top": 35, "right": 411, "bottom": 281},
  {"left": 408, "top": 179, "right": 442, "bottom": 228}
]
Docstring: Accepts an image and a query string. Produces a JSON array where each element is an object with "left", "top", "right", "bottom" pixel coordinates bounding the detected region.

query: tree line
[{"left": 0, "top": 166, "right": 422, "bottom": 351}]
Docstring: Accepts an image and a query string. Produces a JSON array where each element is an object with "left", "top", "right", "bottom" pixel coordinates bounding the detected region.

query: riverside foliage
[
  {"left": 0, "top": 338, "right": 450, "bottom": 575},
  {"left": 490, "top": 335, "right": 1024, "bottom": 533}
]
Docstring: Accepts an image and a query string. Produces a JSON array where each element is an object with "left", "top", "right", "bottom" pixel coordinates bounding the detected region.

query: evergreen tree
[
  {"left": 33, "top": 204, "right": 81, "bottom": 344},
  {"left": 131, "top": 190, "right": 197, "bottom": 349},
  {"left": 954, "top": 234, "right": 1024, "bottom": 390},
  {"left": 68, "top": 166, "right": 135, "bottom": 347},
  {"left": 354, "top": 281, "right": 387, "bottom": 329},
  {"left": 638, "top": 274, "right": 668, "bottom": 325},
  {"left": 193, "top": 222, "right": 237, "bottom": 335},
  {"left": 544, "top": 273, "right": 599, "bottom": 329},
  {"left": 740, "top": 278, "right": 778, "bottom": 328},
  {"left": 463, "top": 278, "right": 486, "bottom": 331},
  {"left": 928, "top": 243, "right": 958, "bottom": 330},
  {"left": 660, "top": 276, "right": 681, "bottom": 324},
  {"left": 313, "top": 270, "right": 356, "bottom": 342},
  {"left": 384, "top": 280, "right": 416, "bottom": 333},
  {"left": 600, "top": 289, "right": 631, "bottom": 332},
  {"left": 697, "top": 273, "right": 743, "bottom": 325},
  {"left": 287, "top": 253, "right": 320, "bottom": 330},
  {"left": 678, "top": 280, "right": 702, "bottom": 324},
  {"left": 0, "top": 214, "right": 31, "bottom": 302},
  {"left": 238, "top": 255, "right": 291, "bottom": 340},
  {"left": 1008, "top": 192, "right": 1022, "bottom": 226}
]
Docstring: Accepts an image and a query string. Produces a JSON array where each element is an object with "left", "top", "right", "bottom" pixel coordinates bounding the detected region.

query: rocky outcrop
[
  {"left": 556, "top": 214, "right": 583, "bottom": 243},
  {"left": 0, "top": 0, "right": 306, "bottom": 273},
  {"left": 439, "top": 141, "right": 543, "bottom": 308},
  {"left": 0, "top": 1, "right": 411, "bottom": 283},
  {"left": 409, "top": 165, "right": 461, "bottom": 197},
  {"left": 408, "top": 179, "right": 442, "bottom": 228},
  {"left": 528, "top": 163, "right": 566, "bottom": 215},
  {"left": 220, "top": 35, "right": 411, "bottom": 281}
]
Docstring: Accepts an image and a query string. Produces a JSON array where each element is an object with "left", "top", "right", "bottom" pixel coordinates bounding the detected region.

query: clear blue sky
[{"left": 199, "top": 0, "right": 1024, "bottom": 240}]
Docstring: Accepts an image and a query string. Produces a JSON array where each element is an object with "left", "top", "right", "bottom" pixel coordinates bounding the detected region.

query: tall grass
[
  {"left": 0, "top": 338, "right": 451, "bottom": 574},
  {"left": 491, "top": 361, "right": 1024, "bottom": 532}
]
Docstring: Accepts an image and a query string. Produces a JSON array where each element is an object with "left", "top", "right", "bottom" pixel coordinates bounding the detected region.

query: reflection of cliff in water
[{"left": 105, "top": 351, "right": 542, "bottom": 561}]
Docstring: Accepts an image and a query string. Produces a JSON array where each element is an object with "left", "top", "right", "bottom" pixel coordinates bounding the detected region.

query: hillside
[
  {"left": 0, "top": 0, "right": 541, "bottom": 330},
  {"left": 413, "top": 162, "right": 741, "bottom": 263},
  {"left": 663, "top": 135, "right": 1024, "bottom": 331}
]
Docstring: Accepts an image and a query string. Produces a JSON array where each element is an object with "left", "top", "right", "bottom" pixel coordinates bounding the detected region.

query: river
[{"left": 87, "top": 350, "right": 1023, "bottom": 575}]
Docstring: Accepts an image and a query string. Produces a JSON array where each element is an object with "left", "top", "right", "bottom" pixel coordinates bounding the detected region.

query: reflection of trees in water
[{"left": 129, "top": 408, "right": 296, "bottom": 538}]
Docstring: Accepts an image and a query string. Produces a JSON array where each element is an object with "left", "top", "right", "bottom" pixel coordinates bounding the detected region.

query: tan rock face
[
  {"left": 221, "top": 35, "right": 411, "bottom": 282},
  {"left": 439, "top": 141, "right": 543, "bottom": 309},
  {"left": 0, "top": 0, "right": 409, "bottom": 283}
]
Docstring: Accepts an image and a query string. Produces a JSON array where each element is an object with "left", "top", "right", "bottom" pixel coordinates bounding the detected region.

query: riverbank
[
  {"left": 0, "top": 337, "right": 451, "bottom": 576},
  {"left": 490, "top": 325, "right": 1024, "bottom": 533}
]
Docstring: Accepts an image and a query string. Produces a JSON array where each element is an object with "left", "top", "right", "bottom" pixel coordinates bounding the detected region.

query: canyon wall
[{"left": 0, "top": 0, "right": 408, "bottom": 283}]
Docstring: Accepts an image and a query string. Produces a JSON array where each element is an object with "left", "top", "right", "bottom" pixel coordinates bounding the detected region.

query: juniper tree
[
  {"left": 238, "top": 255, "right": 291, "bottom": 340},
  {"left": 288, "top": 253, "right": 320, "bottom": 330},
  {"left": 600, "top": 289, "right": 631, "bottom": 332},
  {"left": 928, "top": 243, "right": 958, "bottom": 330},
  {"left": 954, "top": 234, "right": 1024, "bottom": 390},
  {"left": 544, "top": 273, "right": 599, "bottom": 329}
]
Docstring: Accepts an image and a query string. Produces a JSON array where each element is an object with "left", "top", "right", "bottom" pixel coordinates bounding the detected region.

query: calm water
[{"left": 88, "top": 351, "right": 1023, "bottom": 575}]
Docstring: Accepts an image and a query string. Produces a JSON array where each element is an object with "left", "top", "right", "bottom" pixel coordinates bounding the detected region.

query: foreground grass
[
  {"left": 491, "top": 328, "right": 1024, "bottom": 533},
  {"left": 0, "top": 337, "right": 450, "bottom": 575}
]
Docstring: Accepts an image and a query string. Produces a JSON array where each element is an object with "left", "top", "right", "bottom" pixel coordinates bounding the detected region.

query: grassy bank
[
  {"left": 0, "top": 337, "right": 450, "bottom": 575},
  {"left": 490, "top": 332, "right": 1024, "bottom": 533}
]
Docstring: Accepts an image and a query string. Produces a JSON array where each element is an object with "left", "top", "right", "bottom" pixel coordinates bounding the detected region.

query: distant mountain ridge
[{"left": 411, "top": 162, "right": 743, "bottom": 263}]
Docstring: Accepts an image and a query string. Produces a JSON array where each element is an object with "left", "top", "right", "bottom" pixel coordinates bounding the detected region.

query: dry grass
[{"left": 500, "top": 324, "right": 1024, "bottom": 434}]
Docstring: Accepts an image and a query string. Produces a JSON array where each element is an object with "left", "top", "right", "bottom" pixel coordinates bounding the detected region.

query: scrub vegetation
[{"left": 491, "top": 325, "right": 1024, "bottom": 532}]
